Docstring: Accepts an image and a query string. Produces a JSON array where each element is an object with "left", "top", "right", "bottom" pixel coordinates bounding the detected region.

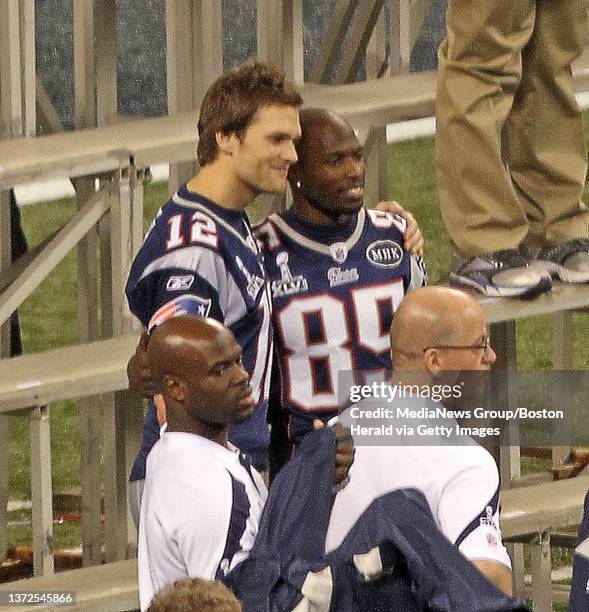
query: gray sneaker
[
  {"left": 450, "top": 249, "right": 552, "bottom": 298},
  {"left": 530, "top": 239, "right": 589, "bottom": 283}
]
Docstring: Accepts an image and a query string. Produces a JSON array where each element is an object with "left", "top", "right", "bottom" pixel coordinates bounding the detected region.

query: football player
[
  {"left": 126, "top": 62, "right": 302, "bottom": 522},
  {"left": 254, "top": 108, "right": 427, "bottom": 444},
  {"left": 138, "top": 316, "right": 354, "bottom": 609}
]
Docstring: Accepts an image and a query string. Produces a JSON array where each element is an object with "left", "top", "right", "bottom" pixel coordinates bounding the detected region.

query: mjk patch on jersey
[
  {"left": 271, "top": 251, "right": 309, "bottom": 297},
  {"left": 366, "top": 240, "right": 403, "bottom": 268},
  {"left": 148, "top": 294, "right": 212, "bottom": 331},
  {"left": 166, "top": 275, "right": 195, "bottom": 291}
]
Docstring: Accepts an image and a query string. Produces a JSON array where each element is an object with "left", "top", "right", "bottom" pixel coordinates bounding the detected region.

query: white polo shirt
[
  {"left": 327, "top": 400, "right": 511, "bottom": 569},
  {"left": 138, "top": 431, "right": 267, "bottom": 610}
]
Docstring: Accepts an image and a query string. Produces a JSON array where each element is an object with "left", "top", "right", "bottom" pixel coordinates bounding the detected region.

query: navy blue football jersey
[
  {"left": 254, "top": 208, "right": 426, "bottom": 442},
  {"left": 126, "top": 185, "right": 273, "bottom": 468}
]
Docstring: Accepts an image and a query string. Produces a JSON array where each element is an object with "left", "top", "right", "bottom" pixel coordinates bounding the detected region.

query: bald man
[
  {"left": 254, "top": 107, "right": 426, "bottom": 448},
  {"left": 138, "top": 316, "right": 266, "bottom": 610},
  {"left": 326, "top": 286, "right": 513, "bottom": 595},
  {"left": 137, "top": 316, "right": 354, "bottom": 610}
]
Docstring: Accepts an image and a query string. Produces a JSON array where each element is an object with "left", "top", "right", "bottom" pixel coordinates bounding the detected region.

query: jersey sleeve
[
  {"left": 126, "top": 243, "right": 227, "bottom": 329},
  {"left": 172, "top": 468, "right": 233, "bottom": 580},
  {"left": 438, "top": 454, "right": 511, "bottom": 568},
  {"left": 408, "top": 254, "right": 427, "bottom": 290}
]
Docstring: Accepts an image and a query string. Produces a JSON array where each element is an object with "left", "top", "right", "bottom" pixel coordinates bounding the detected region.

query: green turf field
[{"left": 6, "top": 131, "right": 589, "bottom": 603}]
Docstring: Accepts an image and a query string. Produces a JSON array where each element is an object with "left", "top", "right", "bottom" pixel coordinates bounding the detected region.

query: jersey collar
[{"left": 270, "top": 208, "right": 366, "bottom": 257}]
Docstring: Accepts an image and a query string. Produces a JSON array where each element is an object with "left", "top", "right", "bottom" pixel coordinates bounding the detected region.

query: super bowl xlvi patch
[
  {"left": 235, "top": 256, "right": 265, "bottom": 300},
  {"left": 328, "top": 266, "right": 359, "bottom": 287},
  {"left": 366, "top": 240, "right": 403, "bottom": 268},
  {"left": 271, "top": 251, "right": 309, "bottom": 297},
  {"left": 329, "top": 242, "right": 349, "bottom": 263},
  {"left": 148, "top": 295, "right": 212, "bottom": 331},
  {"left": 166, "top": 274, "right": 195, "bottom": 291}
]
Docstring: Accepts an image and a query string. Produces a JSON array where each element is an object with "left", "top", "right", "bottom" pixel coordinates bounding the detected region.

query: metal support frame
[
  {"left": 0, "top": 0, "right": 23, "bottom": 139},
  {"left": 0, "top": 197, "right": 11, "bottom": 564},
  {"left": 95, "top": 0, "right": 118, "bottom": 125},
  {"left": 388, "top": 0, "right": 411, "bottom": 74},
  {"left": 36, "top": 75, "right": 64, "bottom": 134},
  {"left": 0, "top": 412, "right": 6, "bottom": 563},
  {"left": 166, "top": 0, "right": 198, "bottom": 192},
  {"left": 73, "top": 0, "right": 96, "bottom": 130},
  {"left": 282, "top": 0, "right": 304, "bottom": 83},
  {"left": 363, "top": 126, "right": 388, "bottom": 204},
  {"left": 256, "top": 0, "right": 304, "bottom": 83},
  {"left": 309, "top": 0, "right": 360, "bottom": 83},
  {"left": 529, "top": 531, "right": 553, "bottom": 612},
  {"left": 193, "top": 0, "right": 223, "bottom": 105},
  {"left": 101, "top": 166, "right": 144, "bottom": 561},
  {"left": 387, "top": 0, "right": 431, "bottom": 75},
  {"left": 366, "top": 6, "right": 387, "bottom": 79},
  {"left": 75, "top": 177, "right": 103, "bottom": 567},
  {"left": 0, "top": 186, "right": 111, "bottom": 327},
  {"left": 30, "top": 405, "right": 54, "bottom": 576},
  {"left": 19, "top": 0, "right": 36, "bottom": 136},
  {"left": 166, "top": 0, "right": 223, "bottom": 192},
  {"left": 335, "top": 0, "right": 385, "bottom": 85},
  {"left": 489, "top": 321, "right": 525, "bottom": 597},
  {"left": 552, "top": 311, "right": 573, "bottom": 469}
]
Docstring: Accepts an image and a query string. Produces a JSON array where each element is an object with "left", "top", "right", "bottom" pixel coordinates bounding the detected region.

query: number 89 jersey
[{"left": 254, "top": 208, "right": 426, "bottom": 443}]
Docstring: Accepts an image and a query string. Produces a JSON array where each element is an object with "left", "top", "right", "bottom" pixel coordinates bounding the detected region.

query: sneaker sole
[
  {"left": 530, "top": 260, "right": 589, "bottom": 284},
  {"left": 449, "top": 273, "right": 552, "bottom": 298}
]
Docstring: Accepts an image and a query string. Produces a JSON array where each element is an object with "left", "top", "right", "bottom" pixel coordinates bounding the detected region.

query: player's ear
[
  {"left": 163, "top": 375, "right": 187, "bottom": 402},
  {"left": 216, "top": 130, "right": 239, "bottom": 156},
  {"left": 288, "top": 163, "right": 301, "bottom": 189},
  {"left": 423, "top": 347, "right": 442, "bottom": 377}
]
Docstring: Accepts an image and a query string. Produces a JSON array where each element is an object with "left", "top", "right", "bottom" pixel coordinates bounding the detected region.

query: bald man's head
[
  {"left": 147, "top": 316, "right": 226, "bottom": 384},
  {"left": 390, "top": 287, "right": 495, "bottom": 373},
  {"left": 147, "top": 316, "right": 254, "bottom": 433},
  {"left": 288, "top": 107, "right": 365, "bottom": 221}
]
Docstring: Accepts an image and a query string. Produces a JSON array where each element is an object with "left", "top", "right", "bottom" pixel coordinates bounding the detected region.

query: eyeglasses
[{"left": 424, "top": 336, "right": 491, "bottom": 353}]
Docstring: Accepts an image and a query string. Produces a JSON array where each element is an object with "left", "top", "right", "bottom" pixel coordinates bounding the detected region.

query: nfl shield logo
[{"left": 329, "top": 242, "right": 348, "bottom": 263}]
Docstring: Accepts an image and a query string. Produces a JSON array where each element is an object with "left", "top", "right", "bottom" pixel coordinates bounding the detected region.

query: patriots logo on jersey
[
  {"left": 329, "top": 242, "right": 349, "bottom": 263},
  {"left": 327, "top": 267, "right": 359, "bottom": 287},
  {"left": 148, "top": 294, "right": 212, "bottom": 331},
  {"left": 271, "top": 252, "right": 309, "bottom": 297}
]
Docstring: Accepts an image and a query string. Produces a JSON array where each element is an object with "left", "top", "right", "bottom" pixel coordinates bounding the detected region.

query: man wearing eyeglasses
[{"left": 327, "top": 286, "right": 513, "bottom": 595}]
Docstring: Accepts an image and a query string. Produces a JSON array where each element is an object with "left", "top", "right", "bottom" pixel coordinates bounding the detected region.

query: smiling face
[
  {"left": 228, "top": 104, "right": 301, "bottom": 197},
  {"left": 290, "top": 110, "right": 365, "bottom": 219}
]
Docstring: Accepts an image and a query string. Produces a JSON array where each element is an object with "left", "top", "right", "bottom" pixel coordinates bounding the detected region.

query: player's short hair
[
  {"left": 147, "top": 577, "right": 241, "bottom": 612},
  {"left": 197, "top": 61, "right": 302, "bottom": 166}
]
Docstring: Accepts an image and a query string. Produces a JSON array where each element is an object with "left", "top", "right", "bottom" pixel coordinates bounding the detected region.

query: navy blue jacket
[{"left": 224, "top": 428, "right": 529, "bottom": 611}]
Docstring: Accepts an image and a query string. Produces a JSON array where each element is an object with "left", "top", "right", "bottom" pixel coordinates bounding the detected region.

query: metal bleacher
[{"left": 2, "top": 2, "right": 589, "bottom": 611}]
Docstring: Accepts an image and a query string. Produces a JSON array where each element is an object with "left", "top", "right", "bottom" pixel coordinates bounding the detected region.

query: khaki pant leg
[
  {"left": 436, "top": 0, "right": 535, "bottom": 258},
  {"left": 505, "top": 0, "right": 589, "bottom": 247}
]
